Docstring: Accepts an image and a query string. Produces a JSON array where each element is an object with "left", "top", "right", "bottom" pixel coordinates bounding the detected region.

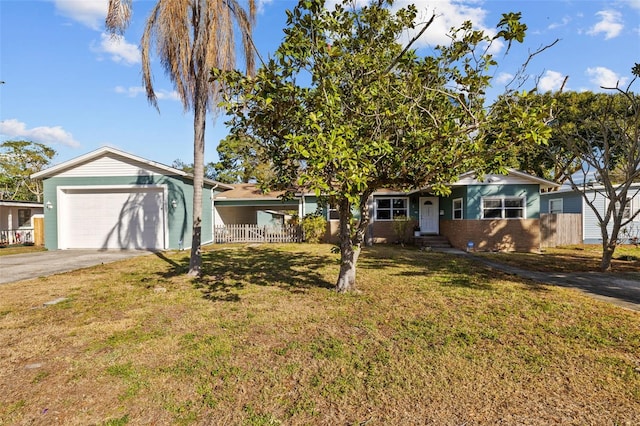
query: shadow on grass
[
  {"left": 189, "top": 245, "right": 334, "bottom": 302},
  {"left": 358, "top": 246, "right": 500, "bottom": 291},
  {"left": 154, "top": 251, "right": 188, "bottom": 273}
]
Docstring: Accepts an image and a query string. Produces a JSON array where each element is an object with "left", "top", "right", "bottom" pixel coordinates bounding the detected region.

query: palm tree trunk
[{"left": 188, "top": 81, "right": 207, "bottom": 276}]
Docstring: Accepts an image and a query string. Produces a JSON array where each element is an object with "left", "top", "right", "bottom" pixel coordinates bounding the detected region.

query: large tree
[
  {"left": 491, "top": 66, "right": 640, "bottom": 271},
  {"left": 0, "top": 140, "right": 56, "bottom": 202},
  {"left": 106, "top": 0, "right": 255, "bottom": 276},
  {"left": 551, "top": 70, "right": 640, "bottom": 271},
  {"left": 218, "top": 0, "right": 550, "bottom": 291},
  {"left": 213, "top": 133, "right": 273, "bottom": 183}
]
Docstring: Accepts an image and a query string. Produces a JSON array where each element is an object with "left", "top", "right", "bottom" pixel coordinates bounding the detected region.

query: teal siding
[
  {"left": 462, "top": 184, "right": 541, "bottom": 220},
  {"left": 302, "top": 195, "right": 319, "bottom": 217},
  {"left": 540, "top": 191, "right": 582, "bottom": 214},
  {"left": 42, "top": 175, "right": 210, "bottom": 250},
  {"left": 439, "top": 187, "right": 467, "bottom": 220}
]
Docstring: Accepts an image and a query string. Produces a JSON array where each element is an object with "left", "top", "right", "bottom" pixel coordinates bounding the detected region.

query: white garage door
[{"left": 59, "top": 186, "right": 166, "bottom": 250}]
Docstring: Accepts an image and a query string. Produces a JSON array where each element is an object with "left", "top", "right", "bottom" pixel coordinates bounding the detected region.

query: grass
[
  {"left": 1, "top": 243, "right": 639, "bottom": 425},
  {"left": 475, "top": 244, "right": 640, "bottom": 278},
  {"left": 0, "top": 244, "right": 47, "bottom": 256}
]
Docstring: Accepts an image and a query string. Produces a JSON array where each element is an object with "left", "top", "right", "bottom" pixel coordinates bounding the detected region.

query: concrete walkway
[
  {"left": 437, "top": 248, "right": 640, "bottom": 312},
  {"left": 0, "top": 250, "right": 153, "bottom": 285}
]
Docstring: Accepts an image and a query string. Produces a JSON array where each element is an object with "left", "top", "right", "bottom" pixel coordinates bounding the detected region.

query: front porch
[{"left": 0, "top": 228, "right": 36, "bottom": 246}]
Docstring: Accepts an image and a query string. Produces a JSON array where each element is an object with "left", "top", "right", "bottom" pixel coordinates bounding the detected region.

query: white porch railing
[
  {"left": 0, "top": 228, "right": 35, "bottom": 245},
  {"left": 214, "top": 224, "right": 302, "bottom": 244}
]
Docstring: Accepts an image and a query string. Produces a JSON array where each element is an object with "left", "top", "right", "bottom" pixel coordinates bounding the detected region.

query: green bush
[
  {"left": 301, "top": 214, "right": 327, "bottom": 243},
  {"left": 392, "top": 215, "right": 413, "bottom": 244}
]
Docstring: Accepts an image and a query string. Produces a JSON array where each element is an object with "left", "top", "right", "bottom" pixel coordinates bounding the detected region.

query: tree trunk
[
  {"left": 600, "top": 242, "right": 615, "bottom": 272},
  {"left": 600, "top": 207, "right": 625, "bottom": 272},
  {"left": 334, "top": 193, "right": 371, "bottom": 292},
  {"left": 188, "top": 81, "right": 207, "bottom": 277},
  {"left": 336, "top": 238, "right": 359, "bottom": 292}
]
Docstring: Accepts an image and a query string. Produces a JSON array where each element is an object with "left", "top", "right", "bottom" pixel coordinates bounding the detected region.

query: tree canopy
[
  {"left": 216, "top": 0, "right": 551, "bottom": 291},
  {"left": 551, "top": 71, "right": 639, "bottom": 270},
  {"left": 0, "top": 140, "right": 56, "bottom": 202}
]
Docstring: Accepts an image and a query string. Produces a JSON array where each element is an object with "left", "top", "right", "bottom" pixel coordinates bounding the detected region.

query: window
[
  {"left": 18, "top": 209, "right": 32, "bottom": 227},
  {"left": 453, "top": 198, "right": 463, "bottom": 219},
  {"left": 327, "top": 203, "right": 339, "bottom": 221},
  {"left": 616, "top": 198, "right": 632, "bottom": 219},
  {"left": 375, "top": 197, "right": 408, "bottom": 221},
  {"left": 623, "top": 200, "right": 632, "bottom": 219},
  {"left": 482, "top": 197, "right": 525, "bottom": 219},
  {"left": 549, "top": 199, "right": 563, "bottom": 214}
]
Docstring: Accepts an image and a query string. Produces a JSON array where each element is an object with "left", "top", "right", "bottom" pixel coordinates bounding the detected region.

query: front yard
[
  {"left": 475, "top": 244, "right": 640, "bottom": 279},
  {"left": 1, "top": 244, "right": 638, "bottom": 425}
]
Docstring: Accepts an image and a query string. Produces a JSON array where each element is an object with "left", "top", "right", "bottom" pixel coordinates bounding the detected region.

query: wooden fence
[
  {"left": 540, "top": 213, "right": 582, "bottom": 248},
  {"left": 214, "top": 224, "right": 303, "bottom": 244}
]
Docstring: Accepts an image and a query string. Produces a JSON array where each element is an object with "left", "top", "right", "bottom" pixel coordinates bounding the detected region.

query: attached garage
[
  {"left": 32, "top": 147, "right": 232, "bottom": 251},
  {"left": 58, "top": 186, "right": 167, "bottom": 250}
]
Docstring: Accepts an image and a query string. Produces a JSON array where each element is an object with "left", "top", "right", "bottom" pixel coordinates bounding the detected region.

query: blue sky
[{"left": 1, "top": 0, "right": 639, "bottom": 168}]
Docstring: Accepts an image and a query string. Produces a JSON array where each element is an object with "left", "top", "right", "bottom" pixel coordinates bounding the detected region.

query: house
[
  {"left": 33, "top": 146, "right": 559, "bottom": 252},
  {"left": 31, "top": 147, "right": 232, "bottom": 251},
  {"left": 214, "top": 169, "right": 559, "bottom": 252},
  {"left": 0, "top": 200, "right": 43, "bottom": 244},
  {"left": 368, "top": 170, "right": 559, "bottom": 251},
  {"left": 540, "top": 183, "right": 640, "bottom": 244}
]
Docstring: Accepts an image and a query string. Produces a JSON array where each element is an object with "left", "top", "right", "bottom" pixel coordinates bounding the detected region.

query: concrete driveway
[{"left": 0, "top": 250, "right": 153, "bottom": 285}]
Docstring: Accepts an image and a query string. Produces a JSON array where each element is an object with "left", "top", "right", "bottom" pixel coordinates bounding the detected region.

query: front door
[{"left": 419, "top": 197, "right": 439, "bottom": 234}]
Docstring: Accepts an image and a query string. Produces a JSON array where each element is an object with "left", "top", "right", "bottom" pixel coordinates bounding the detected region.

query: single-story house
[
  {"left": 0, "top": 200, "right": 43, "bottom": 244},
  {"left": 33, "top": 147, "right": 559, "bottom": 252},
  {"left": 540, "top": 183, "right": 640, "bottom": 244},
  {"left": 215, "top": 169, "right": 560, "bottom": 252},
  {"left": 32, "top": 147, "right": 232, "bottom": 251}
]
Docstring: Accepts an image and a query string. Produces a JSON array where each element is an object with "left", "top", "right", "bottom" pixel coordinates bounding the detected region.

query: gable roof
[
  {"left": 31, "top": 146, "right": 234, "bottom": 190},
  {"left": 454, "top": 169, "right": 559, "bottom": 191},
  {"left": 213, "top": 183, "right": 288, "bottom": 201}
]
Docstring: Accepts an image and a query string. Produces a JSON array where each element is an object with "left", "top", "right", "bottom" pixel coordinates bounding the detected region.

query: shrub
[
  {"left": 301, "top": 214, "right": 327, "bottom": 243},
  {"left": 392, "top": 215, "right": 413, "bottom": 245}
]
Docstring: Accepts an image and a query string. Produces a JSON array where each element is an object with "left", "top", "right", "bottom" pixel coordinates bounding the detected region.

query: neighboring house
[
  {"left": 31, "top": 147, "right": 232, "bottom": 251},
  {"left": 541, "top": 183, "right": 640, "bottom": 244},
  {"left": 215, "top": 169, "right": 559, "bottom": 252},
  {"left": 0, "top": 200, "right": 43, "bottom": 244}
]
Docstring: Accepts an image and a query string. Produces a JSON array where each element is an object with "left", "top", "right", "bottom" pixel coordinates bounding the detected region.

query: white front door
[{"left": 419, "top": 197, "right": 439, "bottom": 234}]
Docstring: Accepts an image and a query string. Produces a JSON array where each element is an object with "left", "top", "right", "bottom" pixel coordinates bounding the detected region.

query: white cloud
[
  {"left": 538, "top": 70, "right": 566, "bottom": 92},
  {"left": 0, "top": 119, "right": 81, "bottom": 148},
  {"left": 325, "top": 0, "right": 491, "bottom": 48},
  {"left": 114, "top": 86, "right": 146, "bottom": 97},
  {"left": 53, "top": 0, "right": 108, "bottom": 30},
  {"left": 494, "top": 72, "right": 514, "bottom": 85},
  {"left": 548, "top": 16, "right": 571, "bottom": 30},
  {"left": 588, "top": 10, "right": 624, "bottom": 40},
  {"left": 586, "top": 67, "right": 628, "bottom": 88},
  {"left": 625, "top": 0, "right": 640, "bottom": 10},
  {"left": 257, "top": 0, "right": 273, "bottom": 14},
  {"left": 93, "top": 33, "right": 140, "bottom": 65},
  {"left": 115, "top": 86, "right": 180, "bottom": 101},
  {"left": 155, "top": 90, "right": 181, "bottom": 101}
]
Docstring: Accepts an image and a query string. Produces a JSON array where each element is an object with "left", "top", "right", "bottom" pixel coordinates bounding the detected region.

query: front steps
[{"left": 414, "top": 234, "right": 452, "bottom": 249}]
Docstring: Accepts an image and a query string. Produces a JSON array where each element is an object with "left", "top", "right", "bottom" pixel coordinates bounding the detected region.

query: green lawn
[
  {"left": 1, "top": 244, "right": 638, "bottom": 425},
  {"left": 0, "top": 244, "right": 47, "bottom": 256}
]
